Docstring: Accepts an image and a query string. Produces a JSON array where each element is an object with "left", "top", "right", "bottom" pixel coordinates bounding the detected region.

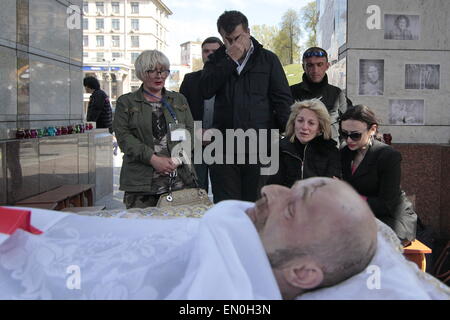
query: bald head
[
  {"left": 291, "top": 178, "right": 377, "bottom": 288},
  {"left": 252, "top": 178, "right": 378, "bottom": 299}
]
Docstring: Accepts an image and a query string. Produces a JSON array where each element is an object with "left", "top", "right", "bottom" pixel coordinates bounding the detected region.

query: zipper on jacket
[
  {"left": 301, "top": 143, "right": 308, "bottom": 180},
  {"left": 282, "top": 142, "right": 308, "bottom": 180}
]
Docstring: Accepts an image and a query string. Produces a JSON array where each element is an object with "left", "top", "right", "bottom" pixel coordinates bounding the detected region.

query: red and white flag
[{"left": 0, "top": 207, "right": 43, "bottom": 245}]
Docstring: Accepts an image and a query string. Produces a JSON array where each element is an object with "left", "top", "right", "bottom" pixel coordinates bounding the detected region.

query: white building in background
[
  {"left": 180, "top": 41, "right": 202, "bottom": 68},
  {"left": 82, "top": 0, "right": 172, "bottom": 107}
]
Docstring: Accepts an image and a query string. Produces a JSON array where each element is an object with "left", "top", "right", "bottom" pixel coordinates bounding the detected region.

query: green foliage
[
  {"left": 301, "top": 1, "right": 318, "bottom": 48},
  {"left": 283, "top": 63, "right": 302, "bottom": 86},
  {"left": 251, "top": 24, "right": 279, "bottom": 52},
  {"left": 274, "top": 9, "right": 302, "bottom": 65}
]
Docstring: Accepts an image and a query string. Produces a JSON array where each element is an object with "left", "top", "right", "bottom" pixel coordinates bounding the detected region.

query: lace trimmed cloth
[
  {"left": 0, "top": 203, "right": 449, "bottom": 299},
  {"left": 71, "top": 204, "right": 211, "bottom": 219}
]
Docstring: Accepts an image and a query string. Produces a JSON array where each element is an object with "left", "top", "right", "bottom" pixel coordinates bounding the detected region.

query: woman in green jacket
[{"left": 113, "top": 50, "right": 196, "bottom": 208}]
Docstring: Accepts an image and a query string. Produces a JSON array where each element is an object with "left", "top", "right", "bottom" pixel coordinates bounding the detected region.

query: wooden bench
[
  {"left": 403, "top": 240, "right": 432, "bottom": 272},
  {"left": 15, "top": 184, "right": 95, "bottom": 210}
]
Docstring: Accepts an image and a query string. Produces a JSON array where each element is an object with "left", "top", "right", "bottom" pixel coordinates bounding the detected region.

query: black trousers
[{"left": 209, "top": 162, "right": 267, "bottom": 203}]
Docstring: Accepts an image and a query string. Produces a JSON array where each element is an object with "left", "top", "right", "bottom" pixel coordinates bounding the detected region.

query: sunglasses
[
  {"left": 339, "top": 130, "right": 363, "bottom": 141},
  {"left": 303, "top": 51, "right": 327, "bottom": 59}
]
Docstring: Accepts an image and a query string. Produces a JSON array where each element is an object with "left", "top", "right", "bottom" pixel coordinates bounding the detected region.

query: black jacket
[
  {"left": 267, "top": 135, "right": 341, "bottom": 187},
  {"left": 341, "top": 139, "right": 417, "bottom": 241},
  {"left": 87, "top": 89, "right": 113, "bottom": 131},
  {"left": 200, "top": 37, "right": 293, "bottom": 133},
  {"left": 179, "top": 70, "right": 204, "bottom": 122}
]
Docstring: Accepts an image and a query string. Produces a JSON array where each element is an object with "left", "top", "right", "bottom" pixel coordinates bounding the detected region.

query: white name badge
[{"left": 169, "top": 123, "right": 187, "bottom": 141}]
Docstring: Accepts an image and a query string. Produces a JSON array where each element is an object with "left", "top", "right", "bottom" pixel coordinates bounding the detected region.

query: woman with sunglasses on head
[
  {"left": 113, "top": 50, "right": 196, "bottom": 209},
  {"left": 267, "top": 99, "right": 341, "bottom": 187},
  {"left": 339, "top": 105, "right": 417, "bottom": 244}
]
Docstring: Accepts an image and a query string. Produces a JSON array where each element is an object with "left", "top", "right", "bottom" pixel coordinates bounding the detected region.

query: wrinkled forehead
[
  {"left": 291, "top": 178, "right": 329, "bottom": 205},
  {"left": 303, "top": 56, "right": 328, "bottom": 65}
]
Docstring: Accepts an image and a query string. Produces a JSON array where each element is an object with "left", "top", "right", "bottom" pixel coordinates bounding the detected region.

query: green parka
[{"left": 113, "top": 85, "right": 196, "bottom": 193}]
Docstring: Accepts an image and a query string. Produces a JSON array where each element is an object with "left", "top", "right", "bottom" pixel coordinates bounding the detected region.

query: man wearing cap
[{"left": 290, "top": 47, "right": 351, "bottom": 144}]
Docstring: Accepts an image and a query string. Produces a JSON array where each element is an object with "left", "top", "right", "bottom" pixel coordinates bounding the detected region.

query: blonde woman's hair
[
  {"left": 134, "top": 50, "right": 170, "bottom": 81},
  {"left": 285, "top": 99, "right": 332, "bottom": 142}
]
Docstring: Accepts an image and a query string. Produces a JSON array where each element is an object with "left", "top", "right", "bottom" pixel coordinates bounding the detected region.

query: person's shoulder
[
  {"left": 166, "top": 90, "right": 189, "bottom": 110},
  {"left": 371, "top": 140, "right": 401, "bottom": 162},
  {"left": 279, "top": 136, "right": 295, "bottom": 150},
  {"left": 183, "top": 70, "right": 202, "bottom": 80},
  {"left": 312, "top": 136, "right": 339, "bottom": 153}
]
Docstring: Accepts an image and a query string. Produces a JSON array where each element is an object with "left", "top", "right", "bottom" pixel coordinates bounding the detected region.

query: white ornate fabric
[
  {"left": 0, "top": 203, "right": 449, "bottom": 300},
  {"left": 0, "top": 202, "right": 280, "bottom": 300}
]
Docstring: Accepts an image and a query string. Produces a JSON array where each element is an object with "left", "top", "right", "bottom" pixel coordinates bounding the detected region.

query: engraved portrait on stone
[
  {"left": 405, "top": 64, "right": 440, "bottom": 90},
  {"left": 389, "top": 99, "right": 424, "bottom": 125},
  {"left": 359, "top": 59, "right": 384, "bottom": 96},
  {"left": 384, "top": 14, "right": 420, "bottom": 40}
]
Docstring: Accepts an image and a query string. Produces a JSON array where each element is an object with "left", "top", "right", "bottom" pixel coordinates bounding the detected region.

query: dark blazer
[
  {"left": 341, "top": 139, "right": 417, "bottom": 241},
  {"left": 179, "top": 70, "right": 204, "bottom": 122},
  {"left": 267, "top": 135, "right": 341, "bottom": 188}
]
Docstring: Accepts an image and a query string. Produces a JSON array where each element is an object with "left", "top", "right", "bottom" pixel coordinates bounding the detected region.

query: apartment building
[{"left": 82, "top": 0, "right": 172, "bottom": 105}]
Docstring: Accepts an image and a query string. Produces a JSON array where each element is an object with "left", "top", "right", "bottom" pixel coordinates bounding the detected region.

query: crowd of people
[
  {"left": 84, "top": 10, "right": 420, "bottom": 248},
  {"left": 4, "top": 9, "right": 447, "bottom": 300}
]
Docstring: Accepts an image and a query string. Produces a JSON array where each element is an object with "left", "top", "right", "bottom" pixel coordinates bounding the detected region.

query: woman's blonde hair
[
  {"left": 285, "top": 99, "right": 332, "bottom": 142},
  {"left": 134, "top": 50, "right": 170, "bottom": 81}
]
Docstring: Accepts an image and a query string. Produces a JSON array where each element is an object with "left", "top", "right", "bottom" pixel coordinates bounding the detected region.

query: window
[
  {"left": 96, "top": 2, "right": 104, "bottom": 14},
  {"left": 97, "top": 52, "right": 104, "bottom": 62},
  {"left": 83, "top": 3, "right": 89, "bottom": 14},
  {"left": 112, "top": 19, "right": 120, "bottom": 30},
  {"left": 131, "top": 36, "right": 139, "bottom": 48},
  {"left": 83, "top": 18, "right": 88, "bottom": 30},
  {"left": 131, "top": 2, "right": 139, "bottom": 14},
  {"left": 96, "top": 19, "right": 104, "bottom": 30},
  {"left": 96, "top": 35, "right": 104, "bottom": 47},
  {"left": 112, "top": 52, "right": 121, "bottom": 59},
  {"left": 83, "top": 35, "right": 89, "bottom": 46},
  {"left": 83, "top": 52, "right": 89, "bottom": 58},
  {"left": 111, "top": 2, "right": 120, "bottom": 14},
  {"left": 131, "top": 19, "right": 139, "bottom": 31},
  {"left": 131, "top": 52, "right": 139, "bottom": 63},
  {"left": 112, "top": 36, "right": 120, "bottom": 47}
]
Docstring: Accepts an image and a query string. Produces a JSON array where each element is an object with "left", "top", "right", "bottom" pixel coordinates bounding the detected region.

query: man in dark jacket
[
  {"left": 84, "top": 76, "right": 113, "bottom": 133},
  {"left": 180, "top": 36, "right": 223, "bottom": 192},
  {"left": 199, "top": 10, "right": 293, "bottom": 203},
  {"left": 290, "top": 47, "right": 351, "bottom": 144}
]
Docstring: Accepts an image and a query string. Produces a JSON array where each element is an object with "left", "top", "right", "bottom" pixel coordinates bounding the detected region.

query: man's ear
[
  {"left": 302, "top": 63, "right": 306, "bottom": 71},
  {"left": 283, "top": 260, "right": 324, "bottom": 290},
  {"left": 326, "top": 62, "right": 331, "bottom": 70}
]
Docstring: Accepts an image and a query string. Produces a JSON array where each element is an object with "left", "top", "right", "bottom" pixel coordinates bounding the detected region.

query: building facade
[
  {"left": 316, "top": 0, "right": 450, "bottom": 239},
  {"left": 0, "top": 0, "right": 115, "bottom": 205},
  {"left": 82, "top": 0, "right": 172, "bottom": 106},
  {"left": 180, "top": 41, "right": 201, "bottom": 69}
]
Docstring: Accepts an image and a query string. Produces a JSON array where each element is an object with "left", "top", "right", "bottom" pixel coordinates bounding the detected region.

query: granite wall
[
  {"left": 0, "top": 129, "right": 113, "bottom": 205},
  {"left": 395, "top": 143, "right": 450, "bottom": 239}
]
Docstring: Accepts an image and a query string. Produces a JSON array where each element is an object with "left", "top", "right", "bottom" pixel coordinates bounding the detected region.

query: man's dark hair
[
  {"left": 202, "top": 37, "right": 223, "bottom": 48},
  {"left": 302, "top": 47, "right": 328, "bottom": 62},
  {"left": 83, "top": 76, "right": 100, "bottom": 90},
  {"left": 217, "top": 10, "right": 248, "bottom": 34}
]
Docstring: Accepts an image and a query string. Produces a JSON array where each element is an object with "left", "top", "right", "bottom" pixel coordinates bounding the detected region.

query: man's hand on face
[{"left": 225, "top": 32, "right": 251, "bottom": 63}]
